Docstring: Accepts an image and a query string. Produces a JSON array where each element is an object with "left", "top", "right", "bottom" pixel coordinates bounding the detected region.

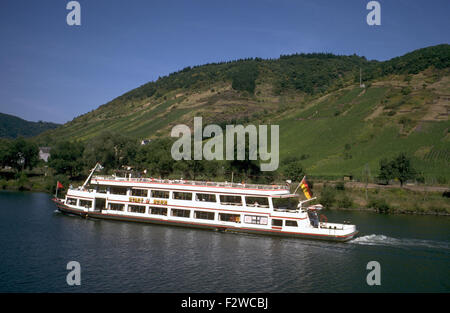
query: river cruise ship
[{"left": 52, "top": 166, "right": 358, "bottom": 242}]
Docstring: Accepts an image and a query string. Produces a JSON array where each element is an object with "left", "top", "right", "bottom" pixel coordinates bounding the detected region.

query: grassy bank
[
  {"left": 313, "top": 182, "right": 450, "bottom": 215},
  {"left": 0, "top": 174, "right": 56, "bottom": 193},
  {"left": 0, "top": 170, "right": 81, "bottom": 195}
]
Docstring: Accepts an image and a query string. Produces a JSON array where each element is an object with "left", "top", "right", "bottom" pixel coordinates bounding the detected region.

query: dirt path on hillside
[{"left": 343, "top": 182, "right": 449, "bottom": 193}]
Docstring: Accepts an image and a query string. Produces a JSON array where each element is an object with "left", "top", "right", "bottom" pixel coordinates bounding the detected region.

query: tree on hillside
[
  {"left": 282, "top": 159, "right": 304, "bottom": 181},
  {"left": 48, "top": 141, "right": 85, "bottom": 178},
  {"left": 378, "top": 158, "right": 393, "bottom": 184},
  {"left": 83, "top": 132, "right": 139, "bottom": 171},
  {"left": 0, "top": 139, "right": 12, "bottom": 168},
  {"left": 392, "top": 153, "right": 417, "bottom": 186},
  {"left": 172, "top": 159, "right": 205, "bottom": 180},
  {"left": 1, "top": 138, "right": 39, "bottom": 172},
  {"left": 231, "top": 62, "right": 259, "bottom": 94},
  {"left": 378, "top": 153, "right": 417, "bottom": 186},
  {"left": 226, "top": 138, "right": 261, "bottom": 182},
  {"left": 134, "top": 138, "right": 175, "bottom": 177}
]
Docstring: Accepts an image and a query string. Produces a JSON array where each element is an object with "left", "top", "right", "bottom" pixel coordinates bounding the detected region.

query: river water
[{"left": 0, "top": 191, "right": 448, "bottom": 292}]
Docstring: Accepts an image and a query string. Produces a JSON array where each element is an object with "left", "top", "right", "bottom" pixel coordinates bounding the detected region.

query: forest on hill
[{"left": 0, "top": 113, "right": 60, "bottom": 139}]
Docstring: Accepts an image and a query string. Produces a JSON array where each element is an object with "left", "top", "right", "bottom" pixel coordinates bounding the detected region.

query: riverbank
[
  {"left": 0, "top": 172, "right": 82, "bottom": 195},
  {"left": 313, "top": 182, "right": 450, "bottom": 215},
  {"left": 325, "top": 206, "right": 450, "bottom": 216}
]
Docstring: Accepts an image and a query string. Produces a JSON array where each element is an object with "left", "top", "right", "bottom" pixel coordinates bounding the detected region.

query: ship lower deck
[{"left": 53, "top": 198, "right": 358, "bottom": 242}]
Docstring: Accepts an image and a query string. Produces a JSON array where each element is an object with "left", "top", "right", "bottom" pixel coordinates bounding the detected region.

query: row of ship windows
[
  {"left": 66, "top": 198, "right": 298, "bottom": 227},
  {"left": 115, "top": 204, "right": 299, "bottom": 227},
  {"left": 94, "top": 187, "right": 270, "bottom": 208}
]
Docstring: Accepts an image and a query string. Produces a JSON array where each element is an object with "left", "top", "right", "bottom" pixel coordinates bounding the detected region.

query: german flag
[{"left": 300, "top": 176, "right": 312, "bottom": 199}]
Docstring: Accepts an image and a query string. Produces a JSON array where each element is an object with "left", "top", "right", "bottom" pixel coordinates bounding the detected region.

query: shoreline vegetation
[{"left": 1, "top": 169, "right": 448, "bottom": 216}]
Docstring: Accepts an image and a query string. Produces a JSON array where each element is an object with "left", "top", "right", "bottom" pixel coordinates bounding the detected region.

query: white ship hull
[{"left": 52, "top": 175, "right": 358, "bottom": 242}]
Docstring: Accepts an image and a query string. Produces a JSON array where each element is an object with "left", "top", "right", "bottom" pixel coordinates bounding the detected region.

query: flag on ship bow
[
  {"left": 55, "top": 181, "right": 64, "bottom": 198},
  {"left": 300, "top": 176, "right": 312, "bottom": 199}
]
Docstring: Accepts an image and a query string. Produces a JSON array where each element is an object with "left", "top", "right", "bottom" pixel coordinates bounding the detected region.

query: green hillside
[
  {"left": 279, "top": 85, "right": 449, "bottom": 180},
  {"left": 0, "top": 113, "right": 60, "bottom": 139},
  {"left": 36, "top": 44, "right": 450, "bottom": 181}
]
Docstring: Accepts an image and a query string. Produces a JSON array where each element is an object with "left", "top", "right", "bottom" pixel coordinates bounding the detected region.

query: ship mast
[{"left": 82, "top": 163, "right": 102, "bottom": 189}]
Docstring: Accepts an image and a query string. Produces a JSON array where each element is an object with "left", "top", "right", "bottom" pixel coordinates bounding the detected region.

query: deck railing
[{"left": 90, "top": 175, "right": 290, "bottom": 190}]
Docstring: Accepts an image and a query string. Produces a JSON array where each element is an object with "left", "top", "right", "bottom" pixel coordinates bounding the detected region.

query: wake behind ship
[{"left": 52, "top": 164, "right": 358, "bottom": 242}]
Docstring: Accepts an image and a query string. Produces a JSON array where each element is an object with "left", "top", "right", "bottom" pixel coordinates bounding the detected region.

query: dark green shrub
[
  {"left": 335, "top": 181, "right": 345, "bottom": 190},
  {"left": 319, "top": 184, "right": 336, "bottom": 208},
  {"left": 437, "top": 176, "right": 447, "bottom": 185},
  {"left": 416, "top": 175, "right": 425, "bottom": 184},
  {"left": 401, "top": 87, "right": 412, "bottom": 95},
  {"left": 338, "top": 194, "right": 353, "bottom": 208},
  {"left": 17, "top": 172, "right": 31, "bottom": 191},
  {"left": 368, "top": 198, "right": 390, "bottom": 214}
]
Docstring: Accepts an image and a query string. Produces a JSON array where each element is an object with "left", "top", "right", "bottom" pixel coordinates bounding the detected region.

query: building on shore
[{"left": 38, "top": 147, "right": 51, "bottom": 162}]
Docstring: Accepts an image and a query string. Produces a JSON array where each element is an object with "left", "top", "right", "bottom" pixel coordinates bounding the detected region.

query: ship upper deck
[{"left": 90, "top": 175, "right": 291, "bottom": 196}]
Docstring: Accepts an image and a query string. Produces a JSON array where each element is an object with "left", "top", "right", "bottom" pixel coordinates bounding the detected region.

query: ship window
[
  {"left": 131, "top": 189, "right": 148, "bottom": 197},
  {"left": 244, "top": 215, "right": 268, "bottom": 225},
  {"left": 245, "top": 196, "right": 269, "bottom": 208},
  {"left": 218, "top": 213, "right": 240, "bottom": 223},
  {"left": 109, "top": 203, "right": 124, "bottom": 211},
  {"left": 219, "top": 195, "right": 242, "bottom": 206},
  {"left": 272, "top": 219, "right": 283, "bottom": 227},
  {"left": 66, "top": 198, "right": 77, "bottom": 205},
  {"left": 96, "top": 186, "right": 108, "bottom": 194},
  {"left": 195, "top": 193, "right": 217, "bottom": 203},
  {"left": 285, "top": 220, "right": 298, "bottom": 227},
  {"left": 171, "top": 208, "right": 190, "bottom": 218},
  {"left": 79, "top": 200, "right": 92, "bottom": 208},
  {"left": 150, "top": 206, "right": 167, "bottom": 216},
  {"left": 95, "top": 198, "right": 106, "bottom": 210},
  {"left": 110, "top": 187, "right": 128, "bottom": 195},
  {"left": 173, "top": 192, "right": 192, "bottom": 201},
  {"left": 151, "top": 190, "right": 169, "bottom": 199},
  {"left": 272, "top": 197, "right": 296, "bottom": 210},
  {"left": 128, "top": 205, "right": 146, "bottom": 214},
  {"left": 194, "top": 211, "right": 215, "bottom": 220}
]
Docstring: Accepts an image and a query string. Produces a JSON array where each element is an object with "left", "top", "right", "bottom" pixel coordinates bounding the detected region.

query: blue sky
[{"left": 0, "top": 0, "right": 448, "bottom": 123}]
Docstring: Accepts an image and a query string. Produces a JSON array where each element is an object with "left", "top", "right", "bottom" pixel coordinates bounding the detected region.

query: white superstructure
[{"left": 53, "top": 167, "right": 358, "bottom": 241}]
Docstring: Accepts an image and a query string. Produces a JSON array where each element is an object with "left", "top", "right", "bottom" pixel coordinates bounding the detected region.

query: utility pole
[
  {"left": 363, "top": 163, "right": 371, "bottom": 200},
  {"left": 360, "top": 67, "right": 365, "bottom": 88}
]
